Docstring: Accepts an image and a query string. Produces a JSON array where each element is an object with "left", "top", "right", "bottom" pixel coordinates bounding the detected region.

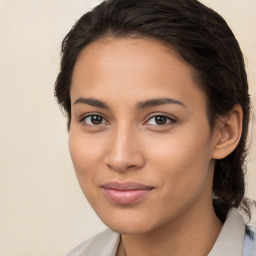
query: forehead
[
  {"left": 71, "top": 37, "right": 207, "bottom": 111},
  {"left": 73, "top": 37, "right": 190, "bottom": 83}
]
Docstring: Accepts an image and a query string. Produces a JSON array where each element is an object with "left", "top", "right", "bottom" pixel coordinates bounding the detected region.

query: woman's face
[{"left": 69, "top": 38, "right": 219, "bottom": 234}]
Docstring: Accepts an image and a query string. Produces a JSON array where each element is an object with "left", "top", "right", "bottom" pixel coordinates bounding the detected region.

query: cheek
[
  {"left": 69, "top": 129, "right": 104, "bottom": 169},
  {"left": 68, "top": 131, "right": 104, "bottom": 190},
  {"left": 146, "top": 127, "right": 213, "bottom": 202},
  {"left": 68, "top": 131, "right": 108, "bottom": 211}
]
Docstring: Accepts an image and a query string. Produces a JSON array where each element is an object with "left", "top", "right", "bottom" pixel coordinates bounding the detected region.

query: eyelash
[
  {"left": 79, "top": 113, "right": 177, "bottom": 127},
  {"left": 79, "top": 113, "right": 109, "bottom": 126},
  {"left": 145, "top": 114, "right": 177, "bottom": 126}
]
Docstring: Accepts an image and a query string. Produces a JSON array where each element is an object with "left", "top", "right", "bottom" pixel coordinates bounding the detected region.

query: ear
[{"left": 212, "top": 104, "right": 243, "bottom": 159}]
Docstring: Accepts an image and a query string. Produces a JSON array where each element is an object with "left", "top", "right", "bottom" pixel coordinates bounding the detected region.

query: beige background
[{"left": 0, "top": 0, "right": 255, "bottom": 255}]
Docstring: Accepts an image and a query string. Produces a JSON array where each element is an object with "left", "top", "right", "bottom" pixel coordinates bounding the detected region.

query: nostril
[
  {"left": 127, "top": 164, "right": 137, "bottom": 169},
  {"left": 105, "top": 160, "right": 142, "bottom": 172}
]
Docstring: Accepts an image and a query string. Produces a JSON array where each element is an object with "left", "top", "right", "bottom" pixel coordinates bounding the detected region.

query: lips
[{"left": 101, "top": 182, "right": 154, "bottom": 205}]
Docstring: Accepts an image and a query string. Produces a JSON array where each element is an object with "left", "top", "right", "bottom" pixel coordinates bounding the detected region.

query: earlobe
[{"left": 212, "top": 104, "right": 243, "bottom": 160}]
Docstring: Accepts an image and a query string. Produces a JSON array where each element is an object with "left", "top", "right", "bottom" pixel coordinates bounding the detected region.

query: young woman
[{"left": 55, "top": 0, "right": 255, "bottom": 255}]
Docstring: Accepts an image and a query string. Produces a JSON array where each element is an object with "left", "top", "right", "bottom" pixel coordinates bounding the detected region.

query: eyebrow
[
  {"left": 73, "top": 97, "right": 186, "bottom": 109},
  {"left": 73, "top": 97, "right": 109, "bottom": 109},
  {"left": 136, "top": 98, "right": 186, "bottom": 109}
]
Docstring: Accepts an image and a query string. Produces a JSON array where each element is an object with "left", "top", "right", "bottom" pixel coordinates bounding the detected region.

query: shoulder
[
  {"left": 66, "top": 229, "right": 120, "bottom": 256},
  {"left": 243, "top": 226, "right": 256, "bottom": 256}
]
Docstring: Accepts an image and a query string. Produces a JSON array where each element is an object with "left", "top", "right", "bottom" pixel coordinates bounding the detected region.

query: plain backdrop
[{"left": 0, "top": 0, "right": 255, "bottom": 255}]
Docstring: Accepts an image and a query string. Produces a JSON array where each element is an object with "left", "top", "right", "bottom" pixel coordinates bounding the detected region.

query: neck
[{"left": 118, "top": 204, "right": 222, "bottom": 256}]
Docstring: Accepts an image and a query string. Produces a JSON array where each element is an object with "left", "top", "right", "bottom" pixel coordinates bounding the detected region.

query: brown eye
[
  {"left": 83, "top": 115, "right": 106, "bottom": 125},
  {"left": 155, "top": 116, "right": 168, "bottom": 125},
  {"left": 147, "top": 115, "right": 176, "bottom": 126},
  {"left": 91, "top": 115, "right": 103, "bottom": 124}
]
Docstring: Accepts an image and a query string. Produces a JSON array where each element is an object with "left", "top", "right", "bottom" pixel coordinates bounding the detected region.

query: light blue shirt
[{"left": 244, "top": 226, "right": 256, "bottom": 256}]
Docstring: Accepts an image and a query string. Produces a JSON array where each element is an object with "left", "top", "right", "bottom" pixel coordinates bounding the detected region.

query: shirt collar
[{"left": 208, "top": 207, "right": 245, "bottom": 256}]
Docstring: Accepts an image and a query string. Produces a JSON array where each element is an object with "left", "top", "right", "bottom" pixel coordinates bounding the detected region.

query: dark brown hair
[{"left": 55, "top": 0, "right": 251, "bottom": 221}]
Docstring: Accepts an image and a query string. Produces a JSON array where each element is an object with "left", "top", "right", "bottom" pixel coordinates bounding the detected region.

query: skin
[{"left": 69, "top": 38, "right": 242, "bottom": 256}]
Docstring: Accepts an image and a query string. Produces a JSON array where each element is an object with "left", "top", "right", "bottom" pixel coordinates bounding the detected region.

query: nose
[{"left": 104, "top": 124, "right": 145, "bottom": 172}]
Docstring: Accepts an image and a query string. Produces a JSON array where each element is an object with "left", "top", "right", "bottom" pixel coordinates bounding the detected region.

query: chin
[
  {"left": 95, "top": 207, "right": 163, "bottom": 235},
  {"left": 107, "top": 221, "right": 155, "bottom": 235}
]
